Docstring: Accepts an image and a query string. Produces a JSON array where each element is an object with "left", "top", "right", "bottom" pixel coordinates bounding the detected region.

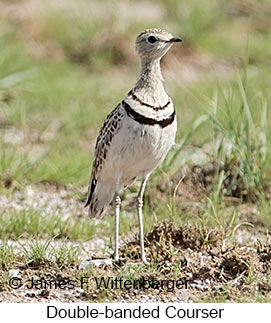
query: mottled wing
[{"left": 85, "top": 103, "right": 124, "bottom": 216}]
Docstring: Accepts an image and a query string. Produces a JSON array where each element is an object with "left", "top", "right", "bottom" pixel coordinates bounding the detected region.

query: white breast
[{"left": 103, "top": 107, "right": 177, "bottom": 186}]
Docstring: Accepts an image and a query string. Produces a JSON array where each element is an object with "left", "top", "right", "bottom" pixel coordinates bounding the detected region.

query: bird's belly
[{"left": 108, "top": 119, "right": 177, "bottom": 184}]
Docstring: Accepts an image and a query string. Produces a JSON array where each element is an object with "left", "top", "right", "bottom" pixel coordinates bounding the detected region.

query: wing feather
[{"left": 85, "top": 103, "right": 124, "bottom": 214}]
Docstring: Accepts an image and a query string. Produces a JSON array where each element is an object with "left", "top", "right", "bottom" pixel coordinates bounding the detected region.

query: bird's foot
[
  {"left": 113, "top": 257, "right": 127, "bottom": 266},
  {"left": 141, "top": 257, "right": 150, "bottom": 265}
]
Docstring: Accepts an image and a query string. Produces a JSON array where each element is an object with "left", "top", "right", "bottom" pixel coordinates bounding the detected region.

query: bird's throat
[{"left": 134, "top": 58, "right": 168, "bottom": 106}]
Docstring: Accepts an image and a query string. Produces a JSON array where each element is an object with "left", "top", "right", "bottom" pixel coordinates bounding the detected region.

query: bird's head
[{"left": 135, "top": 28, "right": 182, "bottom": 61}]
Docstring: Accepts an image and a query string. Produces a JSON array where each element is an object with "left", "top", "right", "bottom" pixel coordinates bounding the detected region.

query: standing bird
[{"left": 85, "top": 29, "right": 182, "bottom": 264}]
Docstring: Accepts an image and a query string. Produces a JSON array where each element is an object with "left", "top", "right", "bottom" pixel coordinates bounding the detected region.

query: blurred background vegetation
[
  {"left": 0, "top": 0, "right": 271, "bottom": 236},
  {"left": 1, "top": 0, "right": 271, "bottom": 302}
]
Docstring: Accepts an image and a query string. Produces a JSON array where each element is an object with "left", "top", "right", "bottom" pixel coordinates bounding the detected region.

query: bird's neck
[{"left": 133, "top": 58, "right": 168, "bottom": 106}]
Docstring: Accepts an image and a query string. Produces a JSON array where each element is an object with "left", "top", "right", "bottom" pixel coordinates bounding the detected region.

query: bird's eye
[{"left": 147, "top": 36, "right": 157, "bottom": 44}]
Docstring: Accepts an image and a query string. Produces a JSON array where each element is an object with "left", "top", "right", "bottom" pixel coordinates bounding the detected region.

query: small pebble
[
  {"left": 79, "top": 259, "right": 113, "bottom": 270},
  {"left": 8, "top": 269, "right": 20, "bottom": 278}
]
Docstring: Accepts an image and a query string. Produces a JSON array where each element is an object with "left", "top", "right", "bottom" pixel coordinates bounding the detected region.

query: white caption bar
[{"left": 1, "top": 303, "right": 269, "bottom": 322}]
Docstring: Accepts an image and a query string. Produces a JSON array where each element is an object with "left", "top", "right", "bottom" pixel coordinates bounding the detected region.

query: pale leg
[
  {"left": 114, "top": 193, "right": 121, "bottom": 261},
  {"left": 137, "top": 175, "right": 149, "bottom": 264}
]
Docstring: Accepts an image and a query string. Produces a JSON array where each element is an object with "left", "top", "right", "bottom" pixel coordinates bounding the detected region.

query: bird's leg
[
  {"left": 136, "top": 175, "right": 149, "bottom": 264},
  {"left": 113, "top": 193, "right": 121, "bottom": 262}
]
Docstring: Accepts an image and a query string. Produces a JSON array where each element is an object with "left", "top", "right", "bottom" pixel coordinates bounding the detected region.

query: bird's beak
[{"left": 168, "top": 37, "right": 183, "bottom": 43}]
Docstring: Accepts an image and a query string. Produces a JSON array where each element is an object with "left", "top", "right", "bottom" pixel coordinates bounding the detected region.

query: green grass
[
  {"left": 1, "top": 0, "right": 271, "bottom": 190},
  {"left": 18, "top": 238, "right": 81, "bottom": 266},
  {"left": 200, "top": 71, "right": 271, "bottom": 199},
  {"left": 0, "top": 241, "right": 15, "bottom": 270},
  {"left": 0, "top": 208, "right": 105, "bottom": 241},
  {"left": 0, "top": 0, "right": 270, "bottom": 228},
  {"left": 53, "top": 243, "right": 81, "bottom": 267}
]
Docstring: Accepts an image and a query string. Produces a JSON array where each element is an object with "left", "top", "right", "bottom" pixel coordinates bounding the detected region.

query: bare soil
[{"left": 1, "top": 220, "right": 271, "bottom": 302}]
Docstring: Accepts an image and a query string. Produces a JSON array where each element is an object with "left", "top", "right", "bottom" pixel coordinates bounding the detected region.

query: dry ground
[{"left": 1, "top": 178, "right": 271, "bottom": 303}]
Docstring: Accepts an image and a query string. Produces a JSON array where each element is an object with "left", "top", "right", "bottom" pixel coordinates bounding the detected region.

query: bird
[{"left": 85, "top": 28, "right": 182, "bottom": 264}]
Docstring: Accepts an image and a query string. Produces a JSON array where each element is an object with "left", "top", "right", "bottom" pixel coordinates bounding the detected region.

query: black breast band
[{"left": 123, "top": 101, "right": 175, "bottom": 129}]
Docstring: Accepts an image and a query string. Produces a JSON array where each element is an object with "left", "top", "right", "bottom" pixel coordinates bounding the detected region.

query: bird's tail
[{"left": 85, "top": 179, "right": 115, "bottom": 218}]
